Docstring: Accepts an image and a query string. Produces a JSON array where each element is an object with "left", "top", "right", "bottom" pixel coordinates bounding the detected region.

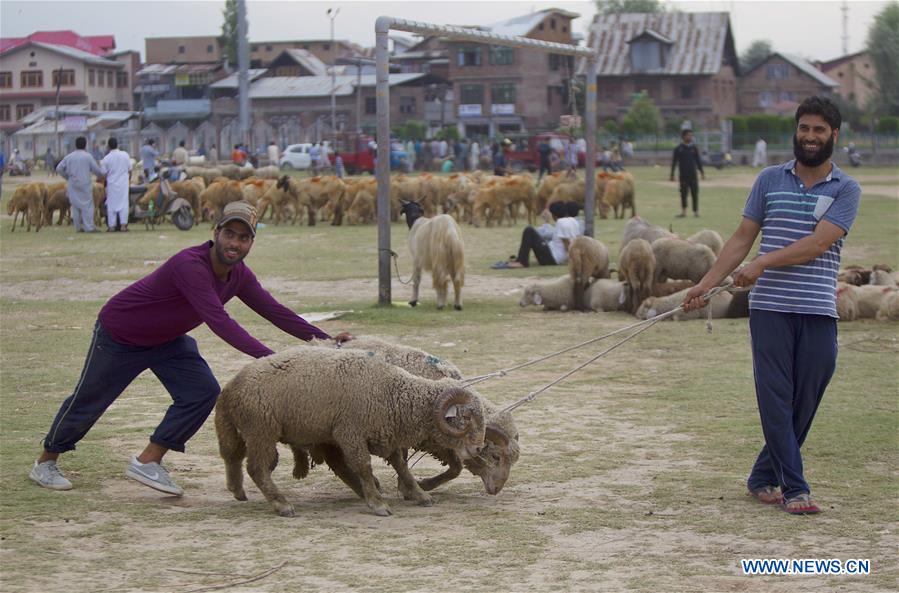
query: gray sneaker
[
  {"left": 30, "top": 460, "right": 73, "bottom": 491},
  {"left": 125, "top": 457, "right": 183, "bottom": 496}
]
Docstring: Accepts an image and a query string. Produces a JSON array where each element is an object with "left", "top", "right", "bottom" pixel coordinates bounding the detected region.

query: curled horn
[
  {"left": 485, "top": 425, "right": 510, "bottom": 448},
  {"left": 434, "top": 387, "right": 474, "bottom": 438}
]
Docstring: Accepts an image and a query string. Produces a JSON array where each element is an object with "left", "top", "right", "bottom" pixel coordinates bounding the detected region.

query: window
[
  {"left": 90, "top": 102, "right": 97, "bottom": 110},
  {"left": 323, "top": 43, "right": 330, "bottom": 51},
  {"left": 551, "top": 18, "right": 556, "bottom": 29},
  {"left": 759, "top": 91, "right": 774, "bottom": 107},
  {"left": 52, "top": 69, "right": 75, "bottom": 87},
  {"left": 117, "top": 71, "right": 128, "bottom": 87},
  {"left": 458, "top": 47, "right": 481, "bottom": 67},
  {"left": 779, "top": 91, "right": 796, "bottom": 102},
  {"left": 563, "top": 25, "right": 568, "bottom": 33},
  {"left": 680, "top": 85, "right": 693, "bottom": 99},
  {"left": 207, "top": 44, "right": 214, "bottom": 53},
  {"left": 399, "top": 96, "right": 416, "bottom": 114},
  {"left": 20, "top": 71, "right": 42, "bottom": 88},
  {"left": 98, "top": 70, "right": 105, "bottom": 87},
  {"left": 630, "top": 41, "right": 665, "bottom": 72},
  {"left": 89, "top": 69, "right": 95, "bottom": 86},
  {"left": 0, "top": 104, "right": 9, "bottom": 121},
  {"left": 365, "top": 96, "right": 377, "bottom": 114},
  {"left": 491, "top": 83, "right": 516, "bottom": 104},
  {"left": 15, "top": 104, "right": 34, "bottom": 120},
  {"left": 766, "top": 63, "right": 789, "bottom": 79},
  {"left": 107, "top": 71, "right": 113, "bottom": 87},
  {"left": 489, "top": 46, "right": 514, "bottom": 66},
  {"left": 539, "top": 22, "right": 544, "bottom": 31},
  {"left": 0, "top": 71, "right": 11, "bottom": 88},
  {"left": 459, "top": 84, "right": 484, "bottom": 105},
  {"left": 178, "top": 45, "right": 186, "bottom": 54}
]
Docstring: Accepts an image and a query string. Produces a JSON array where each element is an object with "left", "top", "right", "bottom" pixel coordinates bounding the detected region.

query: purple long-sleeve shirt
[{"left": 99, "top": 241, "right": 330, "bottom": 358}]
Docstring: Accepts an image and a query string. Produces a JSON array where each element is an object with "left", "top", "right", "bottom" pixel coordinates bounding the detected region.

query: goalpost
[{"left": 374, "top": 16, "right": 599, "bottom": 304}]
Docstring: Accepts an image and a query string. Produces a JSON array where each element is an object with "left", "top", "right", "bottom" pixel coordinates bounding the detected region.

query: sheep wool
[
  {"left": 519, "top": 275, "right": 578, "bottom": 311},
  {"left": 651, "top": 237, "right": 716, "bottom": 284}
]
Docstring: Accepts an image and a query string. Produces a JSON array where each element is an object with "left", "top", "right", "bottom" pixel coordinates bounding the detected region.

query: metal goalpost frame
[{"left": 375, "top": 16, "right": 599, "bottom": 305}]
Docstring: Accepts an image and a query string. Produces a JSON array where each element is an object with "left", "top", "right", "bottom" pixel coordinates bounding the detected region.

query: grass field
[{"left": 0, "top": 165, "right": 897, "bottom": 592}]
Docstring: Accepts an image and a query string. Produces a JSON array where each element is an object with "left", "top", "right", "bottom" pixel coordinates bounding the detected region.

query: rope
[
  {"left": 496, "top": 281, "right": 735, "bottom": 414},
  {"left": 380, "top": 248, "right": 413, "bottom": 285}
]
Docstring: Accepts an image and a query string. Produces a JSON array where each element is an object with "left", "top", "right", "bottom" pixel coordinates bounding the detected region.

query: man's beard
[
  {"left": 793, "top": 133, "right": 835, "bottom": 167},
  {"left": 214, "top": 241, "right": 247, "bottom": 266}
]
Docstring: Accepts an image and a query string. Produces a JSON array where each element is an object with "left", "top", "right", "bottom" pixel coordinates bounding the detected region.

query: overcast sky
[{"left": 0, "top": 0, "right": 890, "bottom": 63}]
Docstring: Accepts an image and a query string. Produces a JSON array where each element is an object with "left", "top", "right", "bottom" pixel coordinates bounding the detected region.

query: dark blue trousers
[
  {"left": 43, "top": 321, "right": 220, "bottom": 454},
  {"left": 747, "top": 310, "right": 837, "bottom": 499}
]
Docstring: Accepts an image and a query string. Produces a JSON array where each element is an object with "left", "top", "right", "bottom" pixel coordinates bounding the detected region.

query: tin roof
[
  {"left": 248, "top": 73, "right": 428, "bottom": 99},
  {"left": 484, "top": 8, "right": 580, "bottom": 37},
  {"left": 748, "top": 52, "right": 840, "bottom": 88},
  {"left": 0, "top": 30, "right": 114, "bottom": 56},
  {"left": 582, "top": 11, "right": 737, "bottom": 77},
  {"left": 1, "top": 40, "right": 123, "bottom": 67}
]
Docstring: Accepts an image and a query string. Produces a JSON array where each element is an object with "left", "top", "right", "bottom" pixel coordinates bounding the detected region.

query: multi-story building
[
  {"left": 581, "top": 11, "right": 740, "bottom": 128},
  {"left": 0, "top": 40, "right": 133, "bottom": 137},
  {"left": 817, "top": 51, "right": 874, "bottom": 110},
  {"left": 739, "top": 52, "right": 839, "bottom": 115}
]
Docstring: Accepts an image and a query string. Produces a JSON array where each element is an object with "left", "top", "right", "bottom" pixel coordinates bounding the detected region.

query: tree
[
  {"left": 220, "top": 0, "right": 240, "bottom": 67},
  {"left": 740, "top": 40, "right": 772, "bottom": 73},
  {"left": 622, "top": 91, "right": 662, "bottom": 136},
  {"left": 595, "top": 0, "right": 664, "bottom": 14},
  {"left": 866, "top": 1, "right": 899, "bottom": 115}
]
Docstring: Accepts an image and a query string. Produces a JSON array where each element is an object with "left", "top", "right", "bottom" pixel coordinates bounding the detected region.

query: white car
[{"left": 279, "top": 143, "right": 313, "bottom": 170}]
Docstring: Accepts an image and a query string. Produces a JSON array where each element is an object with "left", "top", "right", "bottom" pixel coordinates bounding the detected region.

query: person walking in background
[
  {"left": 100, "top": 137, "right": 132, "bottom": 232},
  {"left": 0, "top": 148, "right": 5, "bottom": 198},
  {"left": 334, "top": 152, "right": 345, "bottom": 178},
  {"left": 683, "top": 96, "right": 860, "bottom": 515},
  {"left": 140, "top": 139, "right": 159, "bottom": 181},
  {"left": 266, "top": 141, "right": 280, "bottom": 167},
  {"left": 45, "top": 147, "right": 57, "bottom": 176},
  {"left": 670, "top": 128, "right": 705, "bottom": 218},
  {"left": 231, "top": 144, "right": 246, "bottom": 166},
  {"left": 537, "top": 138, "right": 552, "bottom": 182},
  {"left": 57, "top": 136, "right": 105, "bottom": 233},
  {"left": 752, "top": 137, "right": 768, "bottom": 167},
  {"left": 469, "top": 140, "right": 480, "bottom": 171},
  {"left": 172, "top": 140, "right": 189, "bottom": 167}
]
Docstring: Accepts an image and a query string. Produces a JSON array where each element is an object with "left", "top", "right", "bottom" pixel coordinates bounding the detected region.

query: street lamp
[{"left": 327, "top": 8, "right": 340, "bottom": 149}]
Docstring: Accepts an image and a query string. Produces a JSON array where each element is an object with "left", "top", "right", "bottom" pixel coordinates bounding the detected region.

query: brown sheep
[
  {"left": 44, "top": 182, "right": 71, "bottom": 226},
  {"left": 568, "top": 236, "right": 610, "bottom": 311},
  {"left": 8, "top": 182, "right": 48, "bottom": 232},
  {"left": 651, "top": 237, "right": 716, "bottom": 284},
  {"left": 297, "top": 175, "right": 346, "bottom": 226},
  {"left": 200, "top": 180, "right": 244, "bottom": 226},
  {"left": 617, "top": 238, "right": 655, "bottom": 313},
  {"left": 602, "top": 171, "right": 635, "bottom": 219},
  {"left": 347, "top": 189, "right": 376, "bottom": 225}
]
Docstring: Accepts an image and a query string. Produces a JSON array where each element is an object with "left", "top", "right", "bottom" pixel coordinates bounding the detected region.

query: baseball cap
[{"left": 217, "top": 201, "right": 257, "bottom": 236}]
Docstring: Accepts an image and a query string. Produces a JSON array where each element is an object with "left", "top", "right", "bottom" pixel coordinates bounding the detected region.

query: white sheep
[
  {"left": 687, "top": 229, "right": 725, "bottom": 256},
  {"left": 651, "top": 237, "right": 717, "bottom": 284},
  {"left": 585, "top": 279, "right": 629, "bottom": 312},
  {"left": 401, "top": 201, "right": 466, "bottom": 310},
  {"left": 836, "top": 282, "right": 859, "bottom": 321},
  {"left": 635, "top": 287, "right": 733, "bottom": 321},
  {"left": 519, "top": 275, "right": 578, "bottom": 311},
  {"left": 310, "top": 336, "right": 462, "bottom": 380},
  {"left": 568, "top": 236, "right": 611, "bottom": 311},
  {"left": 617, "top": 238, "right": 655, "bottom": 313},
  {"left": 869, "top": 269, "right": 897, "bottom": 287},
  {"left": 620, "top": 216, "right": 674, "bottom": 252},
  {"left": 854, "top": 285, "right": 898, "bottom": 319},
  {"left": 876, "top": 290, "right": 899, "bottom": 321},
  {"left": 215, "top": 347, "right": 487, "bottom": 517}
]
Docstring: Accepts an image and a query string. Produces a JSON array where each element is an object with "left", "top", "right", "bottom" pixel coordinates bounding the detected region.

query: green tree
[
  {"left": 622, "top": 91, "right": 662, "bottom": 136},
  {"left": 220, "top": 0, "right": 241, "bottom": 66},
  {"left": 866, "top": 1, "right": 899, "bottom": 115},
  {"left": 595, "top": 0, "right": 664, "bottom": 14},
  {"left": 739, "top": 39, "right": 772, "bottom": 73}
]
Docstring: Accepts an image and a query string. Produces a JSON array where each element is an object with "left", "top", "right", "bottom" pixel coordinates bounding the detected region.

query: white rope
[{"left": 497, "top": 281, "right": 734, "bottom": 414}]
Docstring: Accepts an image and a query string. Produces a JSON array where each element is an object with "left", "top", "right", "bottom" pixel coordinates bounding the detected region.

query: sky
[{"left": 0, "top": 0, "right": 891, "bottom": 64}]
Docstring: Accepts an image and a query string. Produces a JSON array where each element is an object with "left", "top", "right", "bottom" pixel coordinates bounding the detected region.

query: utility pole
[
  {"left": 237, "top": 0, "right": 250, "bottom": 150},
  {"left": 841, "top": 1, "right": 849, "bottom": 55},
  {"left": 328, "top": 8, "right": 340, "bottom": 149},
  {"left": 54, "top": 64, "right": 63, "bottom": 159}
]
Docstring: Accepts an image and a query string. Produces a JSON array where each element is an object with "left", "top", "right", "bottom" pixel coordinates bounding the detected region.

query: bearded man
[
  {"left": 30, "top": 202, "right": 352, "bottom": 496},
  {"left": 682, "top": 97, "right": 861, "bottom": 515}
]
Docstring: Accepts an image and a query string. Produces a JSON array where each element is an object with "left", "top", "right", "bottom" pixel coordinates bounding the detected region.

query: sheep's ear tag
[
  {"left": 533, "top": 293, "right": 543, "bottom": 306},
  {"left": 618, "top": 288, "right": 627, "bottom": 305},
  {"left": 445, "top": 405, "right": 459, "bottom": 419}
]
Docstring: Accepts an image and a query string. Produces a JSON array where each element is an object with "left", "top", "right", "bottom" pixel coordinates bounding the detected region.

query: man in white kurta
[{"left": 101, "top": 138, "right": 132, "bottom": 231}]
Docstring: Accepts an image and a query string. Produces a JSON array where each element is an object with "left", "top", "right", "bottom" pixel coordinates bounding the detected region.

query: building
[
  {"left": 817, "top": 51, "right": 874, "bottom": 110},
  {"left": 581, "top": 11, "right": 739, "bottom": 128},
  {"left": 1, "top": 30, "right": 115, "bottom": 56},
  {"left": 0, "top": 40, "right": 133, "bottom": 140},
  {"left": 447, "top": 8, "right": 583, "bottom": 138},
  {"left": 739, "top": 52, "right": 839, "bottom": 115}
]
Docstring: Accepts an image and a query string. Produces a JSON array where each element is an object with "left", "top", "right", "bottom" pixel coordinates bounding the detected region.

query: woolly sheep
[
  {"left": 303, "top": 337, "right": 519, "bottom": 495},
  {"left": 44, "top": 182, "right": 70, "bottom": 226},
  {"left": 617, "top": 238, "right": 655, "bottom": 313},
  {"left": 215, "top": 347, "right": 486, "bottom": 516},
  {"left": 687, "top": 229, "right": 724, "bottom": 256},
  {"left": 836, "top": 282, "right": 859, "bottom": 321},
  {"left": 7, "top": 182, "right": 47, "bottom": 232},
  {"left": 200, "top": 180, "right": 244, "bottom": 225},
  {"left": 297, "top": 175, "right": 346, "bottom": 226},
  {"left": 585, "top": 279, "right": 628, "bottom": 312},
  {"left": 876, "top": 290, "right": 899, "bottom": 321},
  {"left": 519, "top": 275, "right": 577, "bottom": 311},
  {"left": 401, "top": 201, "right": 465, "bottom": 310},
  {"left": 869, "top": 269, "right": 897, "bottom": 287},
  {"left": 568, "top": 236, "right": 610, "bottom": 311},
  {"left": 854, "top": 284, "right": 898, "bottom": 319},
  {"left": 620, "top": 216, "right": 675, "bottom": 252},
  {"left": 602, "top": 171, "right": 635, "bottom": 219},
  {"left": 635, "top": 287, "right": 733, "bottom": 321},
  {"left": 651, "top": 237, "right": 716, "bottom": 284}
]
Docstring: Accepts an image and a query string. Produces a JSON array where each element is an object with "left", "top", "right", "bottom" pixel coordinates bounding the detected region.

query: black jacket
[{"left": 671, "top": 143, "right": 704, "bottom": 181}]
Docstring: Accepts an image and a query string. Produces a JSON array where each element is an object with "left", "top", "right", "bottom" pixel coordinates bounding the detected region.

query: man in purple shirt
[{"left": 30, "top": 202, "right": 351, "bottom": 496}]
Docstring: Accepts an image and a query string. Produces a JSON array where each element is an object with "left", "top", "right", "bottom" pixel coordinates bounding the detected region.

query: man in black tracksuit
[{"left": 670, "top": 128, "right": 705, "bottom": 217}]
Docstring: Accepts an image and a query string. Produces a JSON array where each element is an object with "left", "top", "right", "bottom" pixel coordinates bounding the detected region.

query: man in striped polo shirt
[{"left": 683, "top": 97, "right": 861, "bottom": 515}]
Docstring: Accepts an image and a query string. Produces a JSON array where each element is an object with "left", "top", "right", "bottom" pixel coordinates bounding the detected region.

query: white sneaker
[
  {"left": 30, "top": 460, "right": 73, "bottom": 491},
  {"left": 125, "top": 456, "right": 183, "bottom": 496}
]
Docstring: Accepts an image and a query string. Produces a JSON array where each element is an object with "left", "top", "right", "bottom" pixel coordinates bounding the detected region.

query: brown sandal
[
  {"left": 783, "top": 493, "right": 821, "bottom": 515},
  {"left": 748, "top": 485, "right": 783, "bottom": 505}
]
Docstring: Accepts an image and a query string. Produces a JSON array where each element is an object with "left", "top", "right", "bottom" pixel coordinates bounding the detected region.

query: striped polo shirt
[{"left": 743, "top": 160, "right": 861, "bottom": 318}]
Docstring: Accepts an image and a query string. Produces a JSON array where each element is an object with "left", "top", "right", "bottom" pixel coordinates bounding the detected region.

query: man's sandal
[
  {"left": 748, "top": 485, "right": 783, "bottom": 505},
  {"left": 782, "top": 493, "right": 821, "bottom": 515}
]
